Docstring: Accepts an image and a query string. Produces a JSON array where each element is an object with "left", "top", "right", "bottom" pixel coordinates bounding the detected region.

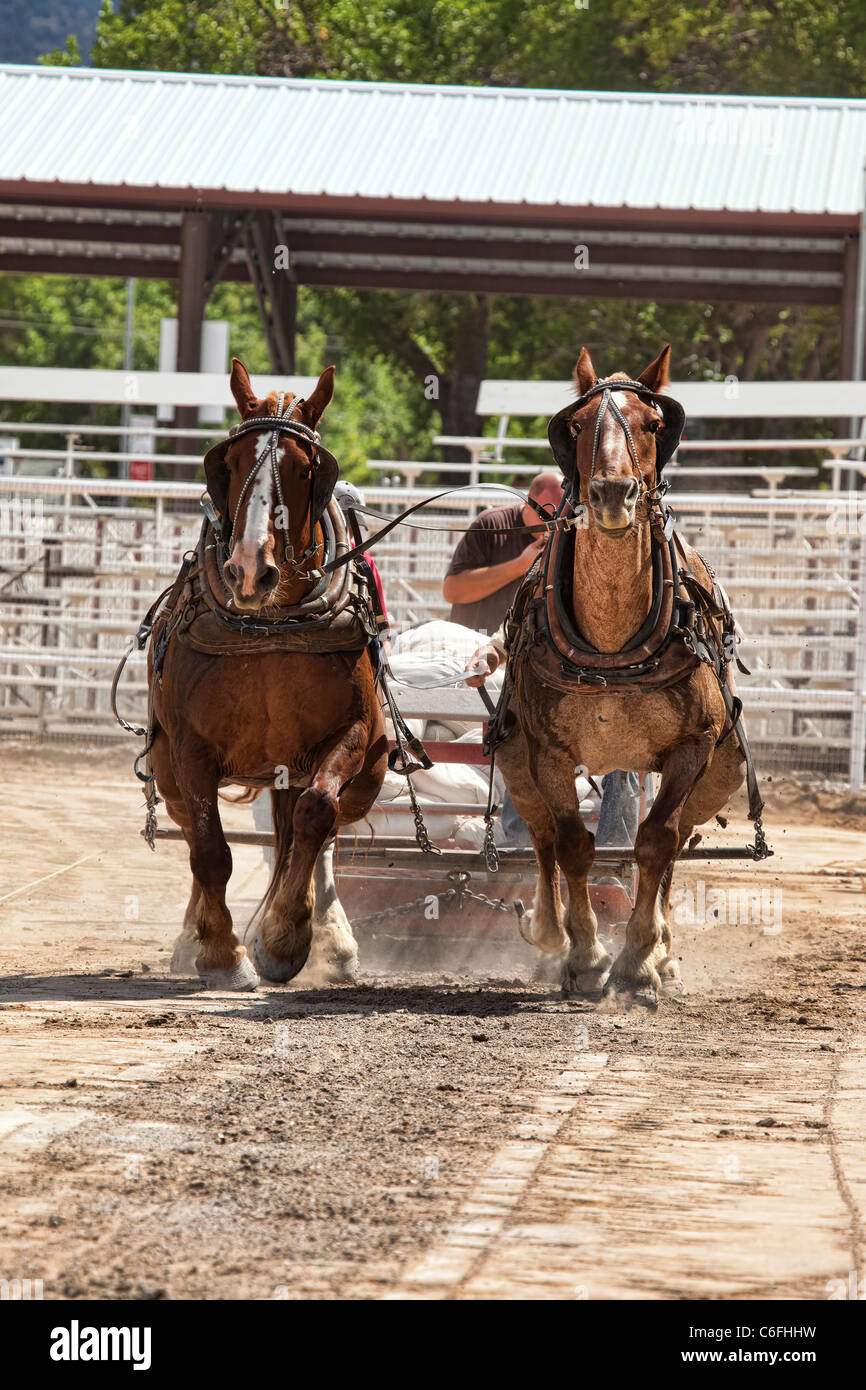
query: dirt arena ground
[{"left": 1, "top": 743, "right": 864, "bottom": 1301}]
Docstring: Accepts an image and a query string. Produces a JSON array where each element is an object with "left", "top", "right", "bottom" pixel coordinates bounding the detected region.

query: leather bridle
[
  {"left": 202, "top": 393, "right": 340, "bottom": 582},
  {"left": 548, "top": 376, "right": 685, "bottom": 514},
  {"left": 224, "top": 393, "right": 315, "bottom": 567},
  {"left": 579, "top": 378, "right": 659, "bottom": 486}
]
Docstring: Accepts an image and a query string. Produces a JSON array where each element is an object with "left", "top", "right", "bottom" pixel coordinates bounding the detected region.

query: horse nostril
[
  {"left": 626, "top": 479, "right": 639, "bottom": 504},
  {"left": 225, "top": 563, "right": 241, "bottom": 585},
  {"left": 589, "top": 480, "right": 604, "bottom": 506},
  {"left": 261, "top": 566, "right": 280, "bottom": 592}
]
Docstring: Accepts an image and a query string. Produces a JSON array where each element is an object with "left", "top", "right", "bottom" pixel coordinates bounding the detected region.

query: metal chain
[
  {"left": 351, "top": 888, "right": 458, "bottom": 932},
  {"left": 746, "top": 814, "right": 773, "bottom": 861},
  {"left": 482, "top": 814, "right": 500, "bottom": 872},
  {"left": 447, "top": 870, "right": 524, "bottom": 919},
  {"left": 404, "top": 769, "right": 441, "bottom": 855},
  {"left": 350, "top": 871, "right": 524, "bottom": 933},
  {"left": 482, "top": 745, "right": 500, "bottom": 872}
]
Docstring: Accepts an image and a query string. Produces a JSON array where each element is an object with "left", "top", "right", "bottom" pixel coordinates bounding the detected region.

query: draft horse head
[
  {"left": 203, "top": 358, "right": 338, "bottom": 610},
  {"left": 548, "top": 344, "right": 684, "bottom": 538}
]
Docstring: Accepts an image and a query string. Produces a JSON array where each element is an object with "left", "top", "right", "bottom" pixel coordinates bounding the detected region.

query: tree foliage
[{"left": 12, "top": 0, "right": 860, "bottom": 476}]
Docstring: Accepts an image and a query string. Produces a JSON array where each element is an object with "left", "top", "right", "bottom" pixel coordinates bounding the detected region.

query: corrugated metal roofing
[{"left": 1, "top": 64, "right": 866, "bottom": 216}]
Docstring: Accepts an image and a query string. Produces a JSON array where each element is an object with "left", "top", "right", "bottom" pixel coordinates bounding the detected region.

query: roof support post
[
  {"left": 841, "top": 232, "right": 859, "bottom": 379},
  {"left": 244, "top": 212, "right": 296, "bottom": 374},
  {"left": 173, "top": 209, "right": 211, "bottom": 474},
  {"left": 847, "top": 166, "right": 866, "bottom": 488}
]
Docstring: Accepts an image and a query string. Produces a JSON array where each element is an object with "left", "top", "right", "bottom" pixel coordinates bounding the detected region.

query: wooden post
[
  {"left": 172, "top": 210, "right": 210, "bottom": 478},
  {"left": 245, "top": 212, "right": 296, "bottom": 374},
  {"left": 841, "top": 233, "right": 859, "bottom": 381}
]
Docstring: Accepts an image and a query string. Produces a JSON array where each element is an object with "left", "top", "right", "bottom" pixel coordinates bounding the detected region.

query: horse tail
[{"left": 247, "top": 788, "right": 296, "bottom": 933}]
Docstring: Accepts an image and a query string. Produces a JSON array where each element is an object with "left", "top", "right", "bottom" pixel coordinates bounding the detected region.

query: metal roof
[{"left": 1, "top": 63, "right": 865, "bottom": 220}]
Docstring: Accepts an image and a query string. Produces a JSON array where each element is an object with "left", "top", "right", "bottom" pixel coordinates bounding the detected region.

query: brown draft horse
[
  {"left": 150, "top": 360, "right": 387, "bottom": 991},
  {"left": 476, "top": 346, "right": 747, "bottom": 1009}
]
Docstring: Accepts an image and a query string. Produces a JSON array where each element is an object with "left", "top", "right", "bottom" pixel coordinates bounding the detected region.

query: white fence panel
[{"left": 0, "top": 476, "right": 864, "bottom": 787}]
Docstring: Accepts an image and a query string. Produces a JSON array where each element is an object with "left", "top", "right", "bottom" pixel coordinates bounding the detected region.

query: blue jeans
[
  {"left": 503, "top": 774, "right": 641, "bottom": 849},
  {"left": 596, "top": 771, "right": 641, "bottom": 847},
  {"left": 252, "top": 789, "right": 275, "bottom": 868},
  {"left": 501, "top": 787, "right": 531, "bottom": 845}
]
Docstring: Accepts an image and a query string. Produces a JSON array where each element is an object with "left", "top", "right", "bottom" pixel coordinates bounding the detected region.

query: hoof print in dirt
[{"left": 197, "top": 956, "right": 260, "bottom": 992}]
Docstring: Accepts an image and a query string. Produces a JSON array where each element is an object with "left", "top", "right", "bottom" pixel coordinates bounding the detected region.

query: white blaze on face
[
  {"left": 605, "top": 390, "right": 663, "bottom": 472},
  {"left": 229, "top": 432, "right": 273, "bottom": 596}
]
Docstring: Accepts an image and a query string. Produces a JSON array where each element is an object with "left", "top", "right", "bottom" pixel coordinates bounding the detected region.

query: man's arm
[{"left": 443, "top": 537, "right": 544, "bottom": 604}]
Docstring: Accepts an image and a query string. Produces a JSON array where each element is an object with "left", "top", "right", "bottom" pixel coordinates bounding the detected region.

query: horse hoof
[
  {"left": 661, "top": 976, "right": 685, "bottom": 998},
  {"left": 600, "top": 979, "right": 659, "bottom": 1013},
  {"left": 197, "top": 955, "right": 259, "bottom": 992},
  {"left": 561, "top": 966, "right": 608, "bottom": 1001},
  {"left": 297, "top": 946, "right": 359, "bottom": 986},
  {"left": 633, "top": 985, "right": 660, "bottom": 1012},
  {"left": 518, "top": 910, "right": 568, "bottom": 956},
  {"left": 330, "top": 953, "right": 358, "bottom": 984},
  {"left": 532, "top": 951, "right": 566, "bottom": 985},
  {"left": 170, "top": 939, "right": 199, "bottom": 976},
  {"left": 251, "top": 932, "right": 308, "bottom": 984}
]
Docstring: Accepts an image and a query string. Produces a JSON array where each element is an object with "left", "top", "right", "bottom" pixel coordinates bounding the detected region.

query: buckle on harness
[
  {"left": 547, "top": 506, "right": 587, "bottom": 533},
  {"left": 235, "top": 617, "right": 271, "bottom": 636}
]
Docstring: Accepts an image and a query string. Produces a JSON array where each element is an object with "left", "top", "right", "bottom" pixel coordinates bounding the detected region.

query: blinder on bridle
[
  {"left": 202, "top": 393, "right": 339, "bottom": 551},
  {"left": 547, "top": 377, "right": 685, "bottom": 495}
]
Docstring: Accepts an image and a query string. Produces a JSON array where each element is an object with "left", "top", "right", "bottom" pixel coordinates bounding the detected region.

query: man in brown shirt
[{"left": 443, "top": 471, "right": 563, "bottom": 636}]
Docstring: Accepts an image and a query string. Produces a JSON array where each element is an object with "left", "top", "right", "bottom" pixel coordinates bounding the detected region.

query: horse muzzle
[
  {"left": 588, "top": 476, "right": 639, "bottom": 536},
  {"left": 223, "top": 554, "right": 281, "bottom": 609}
]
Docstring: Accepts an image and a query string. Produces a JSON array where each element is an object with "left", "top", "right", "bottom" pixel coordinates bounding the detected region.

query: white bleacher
[{"left": 411, "top": 377, "right": 866, "bottom": 492}]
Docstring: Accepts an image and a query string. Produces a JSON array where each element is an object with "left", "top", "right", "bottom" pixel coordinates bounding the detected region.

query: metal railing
[{"left": 1, "top": 472, "right": 864, "bottom": 789}]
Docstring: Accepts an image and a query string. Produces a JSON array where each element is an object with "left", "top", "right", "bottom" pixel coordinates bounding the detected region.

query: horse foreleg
[
  {"left": 174, "top": 746, "right": 258, "bottom": 991},
  {"left": 605, "top": 732, "right": 714, "bottom": 1008},
  {"left": 252, "top": 729, "right": 370, "bottom": 984},
  {"left": 496, "top": 728, "right": 567, "bottom": 955},
  {"left": 295, "top": 731, "right": 387, "bottom": 984},
  {"left": 296, "top": 838, "right": 359, "bottom": 985},
  {"left": 530, "top": 748, "right": 610, "bottom": 998},
  {"left": 170, "top": 878, "right": 203, "bottom": 976},
  {"left": 151, "top": 729, "right": 207, "bottom": 977}
]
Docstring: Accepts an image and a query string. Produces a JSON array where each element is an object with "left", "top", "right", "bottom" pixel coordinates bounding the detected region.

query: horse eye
[
  {"left": 646, "top": 418, "right": 660, "bottom": 434},
  {"left": 569, "top": 419, "right": 582, "bottom": 438}
]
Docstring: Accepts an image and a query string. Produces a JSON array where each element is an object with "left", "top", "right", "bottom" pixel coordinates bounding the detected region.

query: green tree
[{"left": 25, "top": 0, "right": 862, "bottom": 478}]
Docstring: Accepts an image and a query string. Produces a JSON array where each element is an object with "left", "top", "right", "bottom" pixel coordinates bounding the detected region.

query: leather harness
[
  {"left": 113, "top": 376, "right": 770, "bottom": 862},
  {"left": 484, "top": 376, "right": 771, "bottom": 860}
]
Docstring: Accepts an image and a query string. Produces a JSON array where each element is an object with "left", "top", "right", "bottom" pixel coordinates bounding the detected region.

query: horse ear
[
  {"left": 574, "top": 347, "right": 597, "bottom": 396},
  {"left": 230, "top": 358, "right": 259, "bottom": 418},
  {"left": 637, "top": 344, "right": 672, "bottom": 393},
  {"left": 300, "top": 366, "right": 335, "bottom": 430}
]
